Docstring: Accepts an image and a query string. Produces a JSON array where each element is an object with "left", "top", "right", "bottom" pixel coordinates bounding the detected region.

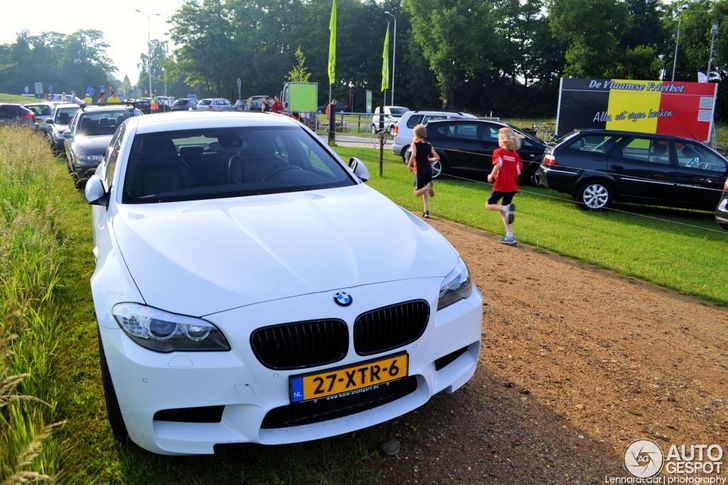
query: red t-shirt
[
  {"left": 492, "top": 147, "right": 523, "bottom": 193},
  {"left": 271, "top": 100, "right": 284, "bottom": 113}
]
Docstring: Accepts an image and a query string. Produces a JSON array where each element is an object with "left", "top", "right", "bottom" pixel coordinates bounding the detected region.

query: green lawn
[
  {"left": 336, "top": 146, "right": 728, "bottom": 306},
  {"left": 0, "top": 93, "right": 41, "bottom": 103}
]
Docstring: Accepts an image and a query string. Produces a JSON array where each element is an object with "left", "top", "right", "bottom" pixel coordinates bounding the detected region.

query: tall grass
[{"left": 0, "top": 126, "right": 65, "bottom": 482}]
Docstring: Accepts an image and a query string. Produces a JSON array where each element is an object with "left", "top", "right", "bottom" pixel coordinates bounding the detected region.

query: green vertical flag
[
  {"left": 381, "top": 22, "right": 390, "bottom": 92},
  {"left": 328, "top": 0, "right": 336, "bottom": 85}
]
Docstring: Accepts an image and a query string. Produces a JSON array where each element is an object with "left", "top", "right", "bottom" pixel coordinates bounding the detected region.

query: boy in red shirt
[{"left": 486, "top": 127, "right": 523, "bottom": 246}]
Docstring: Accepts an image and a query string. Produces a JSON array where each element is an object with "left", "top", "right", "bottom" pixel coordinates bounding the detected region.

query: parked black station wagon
[
  {"left": 537, "top": 130, "right": 728, "bottom": 211},
  {"left": 411, "top": 119, "right": 546, "bottom": 185}
]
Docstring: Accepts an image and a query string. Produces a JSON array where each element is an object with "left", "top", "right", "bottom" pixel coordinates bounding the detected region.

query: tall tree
[{"left": 548, "top": 0, "right": 629, "bottom": 77}]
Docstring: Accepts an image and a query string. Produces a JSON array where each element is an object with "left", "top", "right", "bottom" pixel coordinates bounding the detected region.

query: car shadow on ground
[{"left": 115, "top": 368, "right": 623, "bottom": 484}]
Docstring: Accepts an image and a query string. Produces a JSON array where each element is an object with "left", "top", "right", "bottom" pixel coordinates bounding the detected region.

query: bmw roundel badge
[{"left": 334, "top": 291, "right": 353, "bottom": 307}]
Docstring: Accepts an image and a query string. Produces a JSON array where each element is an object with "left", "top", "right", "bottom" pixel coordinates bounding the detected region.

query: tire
[
  {"left": 98, "top": 332, "right": 128, "bottom": 442},
  {"left": 720, "top": 222, "right": 728, "bottom": 231},
  {"left": 431, "top": 160, "right": 443, "bottom": 179},
  {"left": 577, "top": 180, "right": 613, "bottom": 211}
]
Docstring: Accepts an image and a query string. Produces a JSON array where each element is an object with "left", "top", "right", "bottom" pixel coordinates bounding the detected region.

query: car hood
[
  {"left": 72, "top": 134, "right": 113, "bottom": 155},
  {"left": 113, "top": 184, "right": 459, "bottom": 316}
]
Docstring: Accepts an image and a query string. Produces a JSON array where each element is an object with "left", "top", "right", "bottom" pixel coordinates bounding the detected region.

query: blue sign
[
  {"left": 86, "top": 86, "right": 95, "bottom": 96},
  {"left": 48, "top": 84, "right": 54, "bottom": 94}
]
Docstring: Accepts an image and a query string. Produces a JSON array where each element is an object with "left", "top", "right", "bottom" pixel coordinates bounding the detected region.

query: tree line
[{"left": 1, "top": 0, "right": 726, "bottom": 120}]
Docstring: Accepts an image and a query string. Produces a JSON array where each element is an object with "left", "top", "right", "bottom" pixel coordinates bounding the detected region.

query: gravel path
[{"left": 366, "top": 217, "right": 728, "bottom": 484}]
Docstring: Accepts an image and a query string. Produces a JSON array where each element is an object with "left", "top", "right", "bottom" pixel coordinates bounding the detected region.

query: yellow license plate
[{"left": 290, "top": 353, "right": 408, "bottom": 403}]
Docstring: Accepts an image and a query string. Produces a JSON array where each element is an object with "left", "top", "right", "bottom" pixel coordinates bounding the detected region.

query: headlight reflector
[
  {"left": 438, "top": 259, "right": 473, "bottom": 310},
  {"left": 112, "top": 303, "right": 230, "bottom": 352}
]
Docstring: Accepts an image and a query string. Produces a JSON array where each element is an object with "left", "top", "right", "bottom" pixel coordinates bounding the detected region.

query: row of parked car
[{"left": 387, "top": 108, "right": 728, "bottom": 229}]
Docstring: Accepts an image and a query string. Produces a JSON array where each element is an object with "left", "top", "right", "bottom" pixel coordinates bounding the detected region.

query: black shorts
[
  {"left": 487, "top": 191, "right": 516, "bottom": 205},
  {"left": 414, "top": 170, "right": 432, "bottom": 190}
]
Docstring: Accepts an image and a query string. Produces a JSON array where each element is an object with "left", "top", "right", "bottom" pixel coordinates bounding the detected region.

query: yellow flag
[
  {"left": 328, "top": 0, "right": 336, "bottom": 85},
  {"left": 381, "top": 22, "right": 390, "bottom": 92}
]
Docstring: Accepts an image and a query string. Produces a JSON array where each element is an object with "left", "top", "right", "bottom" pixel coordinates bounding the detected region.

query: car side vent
[
  {"left": 354, "top": 300, "right": 430, "bottom": 356},
  {"left": 250, "top": 319, "right": 348, "bottom": 370}
]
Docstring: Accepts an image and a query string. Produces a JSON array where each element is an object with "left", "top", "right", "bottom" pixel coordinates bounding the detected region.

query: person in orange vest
[{"left": 150, "top": 96, "right": 159, "bottom": 113}]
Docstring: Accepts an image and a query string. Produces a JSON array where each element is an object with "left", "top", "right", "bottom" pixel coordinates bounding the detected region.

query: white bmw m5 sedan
[{"left": 85, "top": 111, "right": 482, "bottom": 455}]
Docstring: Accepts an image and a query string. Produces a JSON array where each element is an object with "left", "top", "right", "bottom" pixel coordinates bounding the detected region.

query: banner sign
[{"left": 556, "top": 78, "right": 719, "bottom": 142}]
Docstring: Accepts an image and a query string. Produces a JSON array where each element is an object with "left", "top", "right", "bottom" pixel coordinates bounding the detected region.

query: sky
[{"left": 0, "top": 0, "right": 187, "bottom": 84}]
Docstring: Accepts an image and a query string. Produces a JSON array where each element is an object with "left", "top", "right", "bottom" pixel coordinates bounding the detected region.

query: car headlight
[
  {"left": 112, "top": 303, "right": 230, "bottom": 352},
  {"left": 78, "top": 154, "right": 104, "bottom": 162},
  {"left": 437, "top": 258, "right": 473, "bottom": 310}
]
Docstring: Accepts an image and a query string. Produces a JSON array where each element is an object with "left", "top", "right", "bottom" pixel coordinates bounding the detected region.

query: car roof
[
  {"left": 570, "top": 128, "right": 701, "bottom": 143},
  {"left": 128, "top": 111, "right": 299, "bottom": 134},
  {"left": 54, "top": 103, "right": 80, "bottom": 109},
  {"left": 427, "top": 118, "right": 507, "bottom": 127},
  {"left": 405, "top": 110, "right": 476, "bottom": 117},
  {"left": 80, "top": 105, "right": 135, "bottom": 114}
]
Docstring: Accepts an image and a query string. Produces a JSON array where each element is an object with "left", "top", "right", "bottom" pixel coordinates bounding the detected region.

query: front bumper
[{"left": 99, "top": 278, "right": 483, "bottom": 455}]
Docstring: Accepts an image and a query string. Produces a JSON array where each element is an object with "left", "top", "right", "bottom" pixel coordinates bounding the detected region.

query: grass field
[
  {"left": 0, "top": 93, "right": 41, "bottom": 103},
  {"left": 336, "top": 147, "right": 728, "bottom": 306}
]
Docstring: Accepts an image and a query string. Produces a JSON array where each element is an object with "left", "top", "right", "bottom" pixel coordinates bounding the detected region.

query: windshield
[
  {"left": 27, "top": 105, "right": 51, "bottom": 116},
  {"left": 122, "top": 126, "right": 356, "bottom": 204},
  {"left": 55, "top": 107, "right": 79, "bottom": 124},
  {"left": 77, "top": 111, "right": 132, "bottom": 136}
]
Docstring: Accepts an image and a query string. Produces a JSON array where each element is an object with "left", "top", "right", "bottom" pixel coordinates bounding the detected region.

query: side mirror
[
  {"left": 348, "top": 157, "right": 369, "bottom": 182},
  {"left": 46, "top": 119, "right": 54, "bottom": 124},
  {"left": 63, "top": 131, "right": 72, "bottom": 139},
  {"left": 85, "top": 175, "right": 108, "bottom": 206}
]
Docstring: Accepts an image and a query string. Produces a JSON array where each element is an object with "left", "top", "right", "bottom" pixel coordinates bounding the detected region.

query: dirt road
[{"left": 367, "top": 217, "right": 728, "bottom": 484}]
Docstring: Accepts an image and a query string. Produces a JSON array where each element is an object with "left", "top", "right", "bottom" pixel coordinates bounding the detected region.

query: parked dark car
[
  {"left": 537, "top": 129, "right": 728, "bottom": 211},
  {"left": 64, "top": 105, "right": 142, "bottom": 187},
  {"left": 0, "top": 103, "right": 35, "bottom": 127},
  {"left": 716, "top": 178, "right": 728, "bottom": 229},
  {"left": 132, "top": 97, "right": 152, "bottom": 114},
  {"left": 171, "top": 98, "right": 195, "bottom": 111},
  {"left": 405, "top": 119, "right": 546, "bottom": 184}
]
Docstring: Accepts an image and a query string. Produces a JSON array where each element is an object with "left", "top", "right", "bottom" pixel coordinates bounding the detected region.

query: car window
[
  {"left": 443, "top": 122, "right": 477, "bottom": 140},
  {"left": 567, "top": 135, "right": 622, "bottom": 154},
  {"left": 77, "top": 111, "right": 133, "bottom": 136},
  {"left": 390, "top": 107, "right": 407, "bottom": 116},
  {"left": 122, "top": 126, "right": 355, "bottom": 203},
  {"left": 619, "top": 138, "right": 670, "bottom": 165},
  {"left": 481, "top": 125, "right": 499, "bottom": 142},
  {"left": 406, "top": 115, "right": 424, "bottom": 128},
  {"left": 26, "top": 105, "right": 51, "bottom": 116},
  {"left": 55, "top": 107, "right": 78, "bottom": 124},
  {"left": 675, "top": 141, "right": 728, "bottom": 172}
]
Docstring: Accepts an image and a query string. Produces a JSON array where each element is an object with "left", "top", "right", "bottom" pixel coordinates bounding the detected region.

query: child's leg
[{"left": 422, "top": 191, "right": 430, "bottom": 213}]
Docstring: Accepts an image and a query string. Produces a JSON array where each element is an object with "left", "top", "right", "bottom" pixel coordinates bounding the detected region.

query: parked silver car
[{"left": 197, "top": 98, "right": 233, "bottom": 111}]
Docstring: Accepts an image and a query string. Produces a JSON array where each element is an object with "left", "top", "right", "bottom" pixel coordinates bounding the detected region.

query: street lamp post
[
  {"left": 707, "top": 22, "right": 719, "bottom": 78},
  {"left": 671, "top": 3, "right": 688, "bottom": 82},
  {"left": 135, "top": 9, "right": 160, "bottom": 96},
  {"left": 384, "top": 11, "right": 396, "bottom": 105}
]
